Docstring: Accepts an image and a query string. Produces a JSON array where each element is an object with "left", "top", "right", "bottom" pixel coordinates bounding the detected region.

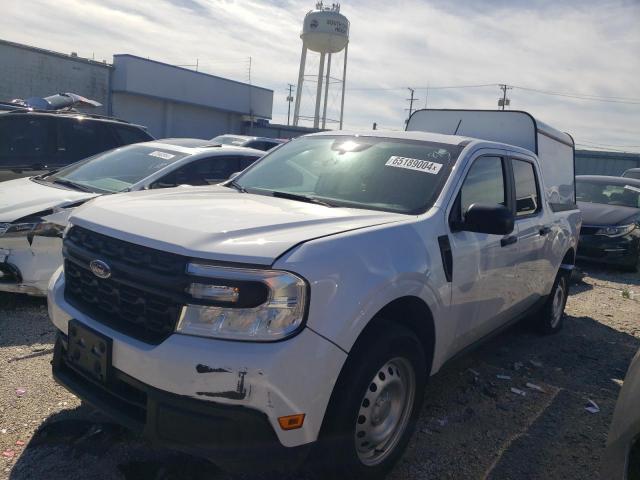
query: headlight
[
  {"left": 595, "top": 224, "right": 636, "bottom": 238},
  {"left": 176, "top": 263, "right": 308, "bottom": 341},
  {"left": 0, "top": 221, "right": 65, "bottom": 239}
]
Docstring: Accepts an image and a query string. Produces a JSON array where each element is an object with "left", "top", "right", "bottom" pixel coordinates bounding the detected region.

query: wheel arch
[{"left": 350, "top": 295, "right": 436, "bottom": 376}]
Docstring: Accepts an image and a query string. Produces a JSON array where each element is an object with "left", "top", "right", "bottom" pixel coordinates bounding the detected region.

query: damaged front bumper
[
  {"left": 0, "top": 235, "right": 63, "bottom": 297},
  {"left": 48, "top": 269, "right": 348, "bottom": 459}
]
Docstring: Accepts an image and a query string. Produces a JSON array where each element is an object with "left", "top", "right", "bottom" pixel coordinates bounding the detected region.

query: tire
[
  {"left": 313, "top": 322, "right": 427, "bottom": 480},
  {"left": 536, "top": 271, "right": 569, "bottom": 334}
]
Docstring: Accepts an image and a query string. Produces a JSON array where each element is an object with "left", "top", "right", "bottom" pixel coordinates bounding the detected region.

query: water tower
[{"left": 293, "top": 2, "right": 350, "bottom": 129}]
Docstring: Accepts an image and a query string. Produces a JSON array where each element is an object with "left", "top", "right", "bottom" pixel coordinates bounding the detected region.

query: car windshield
[
  {"left": 576, "top": 180, "right": 640, "bottom": 209},
  {"left": 234, "top": 135, "right": 463, "bottom": 214},
  {"left": 211, "top": 135, "right": 248, "bottom": 146},
  {"left": 43, "top": 144, "right": 189, "bottom": 193}
]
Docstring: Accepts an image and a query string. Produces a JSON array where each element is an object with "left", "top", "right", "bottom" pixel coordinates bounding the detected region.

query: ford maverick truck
[{"left": 48, "top": 110, "right": 580, "bottom": 478}]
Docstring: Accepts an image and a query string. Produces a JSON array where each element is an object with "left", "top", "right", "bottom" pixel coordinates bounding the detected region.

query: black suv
[{"left": 0, "top": 109, "right": 154, "bottom": 182}]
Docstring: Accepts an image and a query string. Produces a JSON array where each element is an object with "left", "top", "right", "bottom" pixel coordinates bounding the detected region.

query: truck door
[
  {"left": 447, "top": 154, "right": 520, "bottom": 351},
  {"left": 509, "top": 156, "right": 551, "bottom": 311}
]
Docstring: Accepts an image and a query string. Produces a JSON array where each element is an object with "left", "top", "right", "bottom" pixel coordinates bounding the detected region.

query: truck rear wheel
[
  {"left": 536, "top": 271, "right": 569, "bottom": 334},
  {"left": 314, "top": 323, "right": 426, "bottom": 479}
]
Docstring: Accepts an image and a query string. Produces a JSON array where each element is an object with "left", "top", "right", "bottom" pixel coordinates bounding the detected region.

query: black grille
[
  {"left": 580, "top": 226, "right": 600, "bottom": 236},
  {"left": 64, "top": 226, "right": 189, "bottom": 344}
]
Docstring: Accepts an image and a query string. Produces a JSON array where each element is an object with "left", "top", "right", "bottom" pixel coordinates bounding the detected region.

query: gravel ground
[{"left": 1, "top": 264, "right": 638, "bottom": 480}]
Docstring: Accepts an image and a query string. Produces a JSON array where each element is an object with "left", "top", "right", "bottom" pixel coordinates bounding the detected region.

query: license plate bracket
[{"left": 66, "top": 320, "right": 112, "bottom": 384}]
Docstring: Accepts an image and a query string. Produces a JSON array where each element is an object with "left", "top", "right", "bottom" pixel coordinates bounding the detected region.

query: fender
[{"left": 275, "top": 217, "right": 454, "bottom": 373}]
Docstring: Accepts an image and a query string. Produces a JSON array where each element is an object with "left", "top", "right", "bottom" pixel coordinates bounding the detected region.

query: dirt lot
[{"left": 1, "top": 265, "right": 638, "bottom": 480}]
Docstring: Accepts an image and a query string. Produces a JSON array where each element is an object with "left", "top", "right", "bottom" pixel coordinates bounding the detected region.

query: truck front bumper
[
  {"left": 48, "top": 268, "right": 348, "bottom": 452},
  {"left": 52, "top": 333, "right": 311, "bottom": 471}
]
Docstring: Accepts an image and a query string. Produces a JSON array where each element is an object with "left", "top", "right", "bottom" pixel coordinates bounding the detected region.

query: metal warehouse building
[
  {"left": 576, "top": 150, "right": 640, "bottom": 176},
  {"left": 0, "top": 39, "right": 273, "bottom": 139}
]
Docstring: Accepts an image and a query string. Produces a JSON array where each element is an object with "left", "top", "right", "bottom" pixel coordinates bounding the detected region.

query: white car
[
  {"left": 0, "top": 140, "right": 262, "bottom": 296},
  {"left": 48, "top": 110, "right": 580, "bottom": 477}
]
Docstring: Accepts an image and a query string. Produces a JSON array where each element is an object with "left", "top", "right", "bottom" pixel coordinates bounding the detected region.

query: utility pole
[
  {"left": 286, "top": 84, "right": 295, "bottom": 126},
  {"left": 498, "top": 84, "right": 512, "bottom": 110},
  {"left": 405, "top": 88, "right": 419, "bottom": 126}
]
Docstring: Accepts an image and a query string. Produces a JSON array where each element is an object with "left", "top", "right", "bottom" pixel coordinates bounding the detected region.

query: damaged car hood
[
  {"left": 578, "top": 201, "right": 640, "bottom": 226},
  {"left": 0, "top": 178, "right": 97, "bottom": 222},
  {"left": 70, "top": 185, "right": 407, "bottom": 265}
]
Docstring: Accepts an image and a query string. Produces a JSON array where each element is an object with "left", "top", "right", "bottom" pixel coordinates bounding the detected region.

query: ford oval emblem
[{"left": 89, "top": 260, "right": 111, "bottom": 279}]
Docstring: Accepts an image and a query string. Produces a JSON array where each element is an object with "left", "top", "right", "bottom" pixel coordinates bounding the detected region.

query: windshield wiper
[
  {"left": 226, "top": 180, "right": 247, "bottom": 193},
  {"left": 271, "top": 190, "right": 335, "bottom": 207},
  {"left": 52, "top": 179, "right": 92, "bottom": 192}
]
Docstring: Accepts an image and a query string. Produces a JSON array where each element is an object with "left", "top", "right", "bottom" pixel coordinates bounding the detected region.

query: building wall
[
  {"left": 112, "top": 55, "right": 273, "bottom": 120},
  {"left": 576, "top": 150, "right": 640, "bottom": 176},
  {"left": 112, "top": 92, "right": 244, "bottom": 139},
  {"left": 0, "top": 39, "right": 111, "bottom": 115},
  {"left": 241, "top": 122, "right": 322, "bottom": 139}
]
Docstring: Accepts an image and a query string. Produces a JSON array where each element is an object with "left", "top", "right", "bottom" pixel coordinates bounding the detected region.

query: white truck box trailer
[{"left": 406, "top": 109, "right": 576, "bottom": 211}]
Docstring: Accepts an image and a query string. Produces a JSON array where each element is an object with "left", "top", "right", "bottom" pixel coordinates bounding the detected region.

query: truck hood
[
  {"left": 70, "top": 186, "right": 407, "bottom": 265},
  {"left": 0, "top": 177, "right": 97, "bottom": 222}
]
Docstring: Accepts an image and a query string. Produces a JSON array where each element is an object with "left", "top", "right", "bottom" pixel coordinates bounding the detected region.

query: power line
[{"left": 511, "top": 85, "right": 640, "bottom": 105}]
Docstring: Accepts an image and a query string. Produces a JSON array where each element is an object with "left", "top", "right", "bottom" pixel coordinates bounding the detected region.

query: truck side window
[
  {"left": 512, "top": 159, "right": 540, "bottom": 216},
  {"left": 460, "top": 156, "right": 506, "bottom": 218}
]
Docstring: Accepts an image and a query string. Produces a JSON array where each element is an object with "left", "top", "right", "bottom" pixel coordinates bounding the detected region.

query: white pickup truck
[{"left": 48, "top": 110, "right": 580, "bottom": 478}]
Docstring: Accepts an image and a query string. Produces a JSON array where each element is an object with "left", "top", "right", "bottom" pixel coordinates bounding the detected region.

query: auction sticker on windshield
[
  {"left": 149, "top": 151, "right": 175, "bottom": 160},
  {"left": 385, "top": 156, "right": 443, "bottom": 174}
]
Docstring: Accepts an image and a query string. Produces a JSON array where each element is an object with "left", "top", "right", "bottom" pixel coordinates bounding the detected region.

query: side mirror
[{"left": 461, "top": 204, "right": 514, "bottom": 235}]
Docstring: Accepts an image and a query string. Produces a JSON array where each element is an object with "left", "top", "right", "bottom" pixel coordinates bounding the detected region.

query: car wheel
[
  {"left": 314, "top": 323, "right": 427, "bottom": 479},
  {"left": 536, "top": 271, "right": 569, "bottom": 334}
]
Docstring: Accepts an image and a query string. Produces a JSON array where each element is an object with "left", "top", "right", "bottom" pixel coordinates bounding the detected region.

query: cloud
[{"left": 2, "top": 0, "right": 638, "bottom": 150}]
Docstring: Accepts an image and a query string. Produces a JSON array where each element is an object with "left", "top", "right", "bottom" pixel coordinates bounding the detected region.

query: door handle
[
  {"left": 501, "top": 235, "right": 518, "bottom": 247},
  {"left": 539, "top": 225, "right": 552, "bottom": 236}
]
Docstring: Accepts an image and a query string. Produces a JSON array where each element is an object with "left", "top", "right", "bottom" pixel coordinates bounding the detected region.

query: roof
[
  {"left": 577, "top": 175, "right": 640, "bottom": 186},
  {"left": 141, "top": 140, "right": 263, "bottom": 156},
  {"left": 307, "top": 129, "right": 473, "bottom": 145},
  {"left": 0, "top": 108, "right": 145, "bottom": 128},
  {"left": 0, "top": 38, "right": 112, "bottom": 69}
]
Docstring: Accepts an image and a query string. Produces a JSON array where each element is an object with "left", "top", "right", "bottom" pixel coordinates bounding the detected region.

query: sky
[{"left": 2, "top": 0, "right": 639, "bottom": 152}]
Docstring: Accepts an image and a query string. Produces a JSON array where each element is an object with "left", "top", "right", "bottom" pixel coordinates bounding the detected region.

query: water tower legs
[
  {"left": 292, "top": 45, "right": 307, "bottom": 126},
  {"left": 313, "top": 52, "right": 326, "bottom": 129},
  {"left": 339, "top": 43, "right": 348, "bottom": 130},
  {"left": 321, "top": 53, "right": 332, "bottom": 129}
]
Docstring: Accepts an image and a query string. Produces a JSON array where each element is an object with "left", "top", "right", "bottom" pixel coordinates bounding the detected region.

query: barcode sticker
[
  {"left": 149, "top": 151, "right": 175, "bottom": 160},
  {"left": 385, "top": 156, "right": 443, "bottom": 174}
]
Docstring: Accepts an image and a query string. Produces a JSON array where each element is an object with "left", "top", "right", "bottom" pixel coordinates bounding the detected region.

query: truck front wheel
[
  {"left": 315, "top": 323, "right": 426, "bottom": 479},
  {"left": 536, "top": 271, "right": 569, "bottom": 334}
]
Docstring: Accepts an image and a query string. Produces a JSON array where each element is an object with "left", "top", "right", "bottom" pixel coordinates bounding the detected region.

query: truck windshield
[
  {"left": 234, "top": 135, "right": 463, "bottom": 214},
  {"left": 42, "top": 145, "right": 189, "bottom": 193}
]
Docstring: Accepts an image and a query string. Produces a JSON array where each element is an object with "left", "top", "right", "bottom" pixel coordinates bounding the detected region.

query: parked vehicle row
[
  {"left": 2, "top": 104, "right": 638, "bottom": 478},
  {"left": 44, "top": 109, "right": 580, "bottom": 477}
]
